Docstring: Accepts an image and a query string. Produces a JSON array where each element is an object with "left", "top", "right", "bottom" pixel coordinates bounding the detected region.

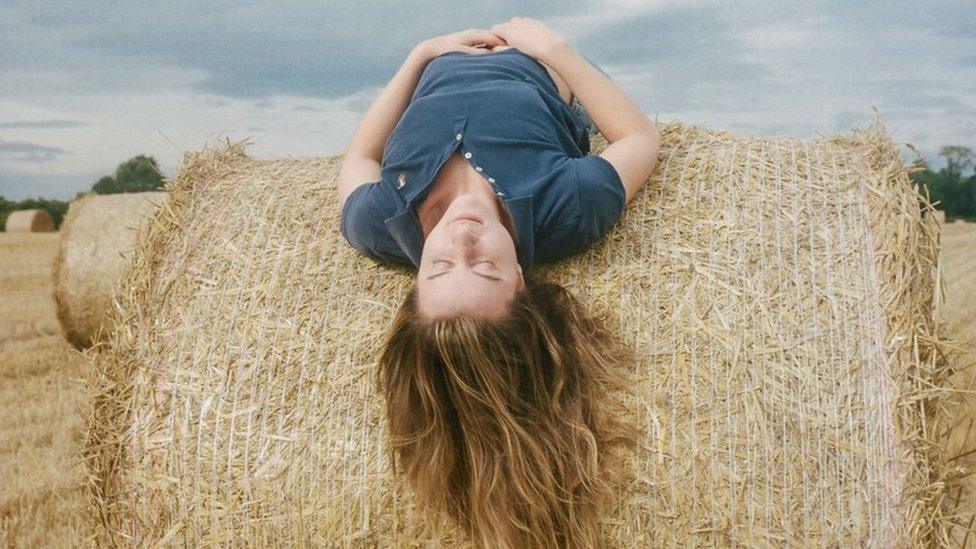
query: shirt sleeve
[
  {"left": 339, "top": 182, "right": 413, "bottom": 266},
  {"left": 571, "top": 154, "right": 626, "bottom": 244}
]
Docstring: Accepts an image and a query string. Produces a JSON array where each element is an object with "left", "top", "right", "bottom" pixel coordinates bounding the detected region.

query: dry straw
[
  {"left": 53, "top": 191, "right": 167, "bottom": 349},
  {"left": 5, "top": 209, "right": 55, "bottom": 233},
  {"left": 84, "top": 115, "right": 966, "bottom": 546}
]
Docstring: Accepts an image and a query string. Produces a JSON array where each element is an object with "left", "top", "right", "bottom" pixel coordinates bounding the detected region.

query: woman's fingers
[
  {"left": 464, "top": 28, "right": 506, "bottom": 47},
  {"left": 457, "top": 44, "right": 491, "bottom": 55}
]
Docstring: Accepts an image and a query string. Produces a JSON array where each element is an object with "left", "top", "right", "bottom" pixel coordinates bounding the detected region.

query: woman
[{"left": 337, "top": 17, "right": 660, "bottom": 548}]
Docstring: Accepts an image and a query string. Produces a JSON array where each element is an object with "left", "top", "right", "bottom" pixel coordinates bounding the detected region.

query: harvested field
[
  {"left": 941, "top": 220, "right": 976, "bottom": 547},
  {"left": 942, "top": 222, "right": 976, "bottom": 345},
  {"left": 0, "top": 233, "right": 89, "bottom": 547}
]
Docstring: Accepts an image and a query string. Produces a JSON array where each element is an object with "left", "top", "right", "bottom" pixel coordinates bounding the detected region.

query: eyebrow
[{"left": 425, "top": 269, "right": 504, "bottom": 282}]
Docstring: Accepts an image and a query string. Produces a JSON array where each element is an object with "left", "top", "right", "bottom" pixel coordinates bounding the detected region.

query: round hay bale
[
  {"left": 54, "top": 192, "right": 166, "bottom": 349},
  {"left": 5, "top": 208, "right": 55, "bottom": 232},
  {"left": 86, "top": 120, "right": 961, "bottom": 546}
]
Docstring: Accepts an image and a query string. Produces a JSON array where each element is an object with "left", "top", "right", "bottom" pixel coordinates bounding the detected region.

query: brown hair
[{"left": 377, "top": 275, "right": 638, "bottom": 548}]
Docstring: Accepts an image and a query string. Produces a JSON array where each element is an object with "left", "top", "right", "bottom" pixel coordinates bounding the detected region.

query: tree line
[
  {"left": 911, "top": 146, "right": 976, "bottom": 222},
  {"left": 0, "top": 155, "right": 164, "bottom": 231}
]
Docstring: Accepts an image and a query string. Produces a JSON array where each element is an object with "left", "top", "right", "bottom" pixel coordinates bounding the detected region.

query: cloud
[
  {"left": 561, "top": 4, "right": 778, "bottom": 113},
  {"left": 0, "top": 119, "right": 88, "bottom": 129},
  {"left": 0, "top": 0, "right": 972, "bottom": 196},
  {"left": 0, "top": 167, "right": 101, "bottom": 201},
  {"left": 0, "top": 139, "right": 69, "bottom": 162},
  {"left": 1, "top": 1, "right": 573, "bottom": 98}
]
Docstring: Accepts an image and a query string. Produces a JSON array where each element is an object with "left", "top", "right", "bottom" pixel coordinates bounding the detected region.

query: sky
[{"left": 0, "top": 0, "right": 973, "bottom": 201}]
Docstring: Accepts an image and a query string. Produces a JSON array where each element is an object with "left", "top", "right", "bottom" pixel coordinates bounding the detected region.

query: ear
[{"left": 516, "top": 264, "right": 525, "bottom": 290}]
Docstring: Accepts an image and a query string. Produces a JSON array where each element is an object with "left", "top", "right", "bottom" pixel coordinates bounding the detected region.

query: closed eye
[
  {"left": 424, "top": 260, "right": 503, "bottom": 282},
  {"left": 433, "top": 259, "right": 492, "bottom": 267}
]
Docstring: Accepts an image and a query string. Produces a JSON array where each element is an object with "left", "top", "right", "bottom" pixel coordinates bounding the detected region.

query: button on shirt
[{"left": 340, "top": 47, "right": 625, "bottom": 271}]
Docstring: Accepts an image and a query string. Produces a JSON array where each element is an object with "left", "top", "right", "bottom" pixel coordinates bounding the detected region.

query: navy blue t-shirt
[{"left": 340, "top": 47, "right": 625, "bottom": 271}]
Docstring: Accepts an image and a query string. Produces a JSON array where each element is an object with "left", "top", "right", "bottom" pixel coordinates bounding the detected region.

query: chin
[{"left": 443, "top": 194, "right": 493, "bottom": 221}]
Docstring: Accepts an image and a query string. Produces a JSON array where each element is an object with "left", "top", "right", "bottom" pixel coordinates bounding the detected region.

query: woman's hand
[
  {"left": 489, "top": 17, "right": 566, "bottom": 61},
  {"left": 418, "top": 28, "right": 507, "bottom": 59}
]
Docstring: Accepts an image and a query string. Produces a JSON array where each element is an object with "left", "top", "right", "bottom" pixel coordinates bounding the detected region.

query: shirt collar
[{"left": 383, "top": 195, "right": 535, "bottom": 272}]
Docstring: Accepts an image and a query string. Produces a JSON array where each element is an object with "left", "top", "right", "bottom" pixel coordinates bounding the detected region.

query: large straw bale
[
  {"left": 53, "top": 192, "right": 166, "bottom": 349},
  {"left": 85, "top": 117, "right": 962, "bottom": 546},
  {"left": 5, "top": 209, "right": 55, "bottom": 232}
]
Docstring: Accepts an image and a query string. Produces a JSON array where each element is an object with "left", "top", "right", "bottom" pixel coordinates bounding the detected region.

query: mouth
[{"left": 449, "top": 214, "right": 483, "bottom": 225}]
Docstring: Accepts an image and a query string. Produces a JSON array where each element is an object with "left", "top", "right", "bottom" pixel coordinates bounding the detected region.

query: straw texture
[
  {"left": 85, "top": 118, "right": 959, "bottom": 546},
  {"left": 53, "top": 192, "right": 167, "bottom": 349},
  {"left": 5, "top": 209, "right": 55, "bottom": 233}
]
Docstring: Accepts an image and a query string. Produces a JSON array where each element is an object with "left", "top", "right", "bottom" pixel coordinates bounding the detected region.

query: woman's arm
[
  {"left": 540, "top": 42, "right": 656, "bottom": 143},
  {"left": 343, "top": 45, "right": 432, "bottom": 164},
  {"left": 338, "top": 45, "right": 433, "bottom": 206},
  {"left": 489, "top": 17, "right": 660, "bottom": 204},
  {"left": 338, "top": 29, "right": 506, "bottom": 207},
  {"left": 542, "top": 40, "right": 660, "bottom": 204}
]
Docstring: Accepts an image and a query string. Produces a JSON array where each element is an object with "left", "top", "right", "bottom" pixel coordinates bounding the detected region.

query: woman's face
[{"left": 417, "top": 193, "right": 524, "bottom": 320}]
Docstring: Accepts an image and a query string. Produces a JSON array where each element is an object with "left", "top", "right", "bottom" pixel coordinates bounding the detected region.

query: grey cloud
[
  {"left": 199, "top": 97, "right": 230, "bottom": 107},
  {"left": 342, "top": 95, "right": 374, "bottom": 113},
  {"left": 2, "top": 0, "right": 574, "bottom": 98},
  {"left": 569, "top": 4, "right": 776, "bottom": 112},
  {"left": 831, "top": 110, "right": 873, "bottom": 132},
  {"left": 862, "top": 79, "right": 972, "bottom": 112},
  {"left": 0, "top": 119, "right": 88, "bottom": 129},
  {"left": 3, "top": 0, "right": 971, "bottom": 108},
  {"left": 724, "top": 0, "right": 975, "bottom": 38},
  {"left": 0, "top": 139, "right": 69, "bottom": 162}
]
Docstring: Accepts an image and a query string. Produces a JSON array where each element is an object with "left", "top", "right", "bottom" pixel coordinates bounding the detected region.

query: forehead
[{"left": 417, "top": 272, "right": 513, "bottom": 320}]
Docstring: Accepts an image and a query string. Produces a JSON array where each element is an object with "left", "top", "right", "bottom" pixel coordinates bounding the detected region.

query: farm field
[
  {"left": 0, "top": 233, "right": 88, "bottom": 547},
  {"left": 0, "top": 223, "right": 974, "bottom": 546},
  {"left": 943, "top": 221, "right": 976, "bottom": 547},
  {"left": 944, "top": 222, "right": 976, "bottom": 344}
]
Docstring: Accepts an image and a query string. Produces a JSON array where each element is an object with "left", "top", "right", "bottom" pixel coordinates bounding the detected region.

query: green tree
[
  {"left": 940, "top": 146, "right": 974, "bottom": 179},
  {"left": 0, "top": 195, "right": 13, "bottom": 231},
  {"left": 912, "top": 146, "right": 976, "bottom": 222},
  {"left": 92, "top": 155, "right": 165, "bottom": 194}
]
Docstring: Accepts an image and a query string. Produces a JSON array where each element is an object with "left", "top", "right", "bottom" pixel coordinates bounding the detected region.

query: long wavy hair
[{"left": 376, "top": 275, "right": 638, "bottom": 548}]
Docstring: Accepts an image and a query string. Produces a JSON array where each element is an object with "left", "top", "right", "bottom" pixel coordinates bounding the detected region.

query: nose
[{"left": 450, "top": 223, "right": 478, "bottom": 249}]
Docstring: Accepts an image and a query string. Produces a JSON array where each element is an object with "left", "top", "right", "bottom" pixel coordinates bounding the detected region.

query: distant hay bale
[
  {"left": 86, "top": 119, "right": 961, "bottom": 546},
  {"left": 54, "top": 192, "right": 166, "bottom": 349},
  {"left": 5, "top": 209, "right": 55, "bottom": 232},
  {"left": 932, "top": 209, "right": 946, "bottom": 223}
]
